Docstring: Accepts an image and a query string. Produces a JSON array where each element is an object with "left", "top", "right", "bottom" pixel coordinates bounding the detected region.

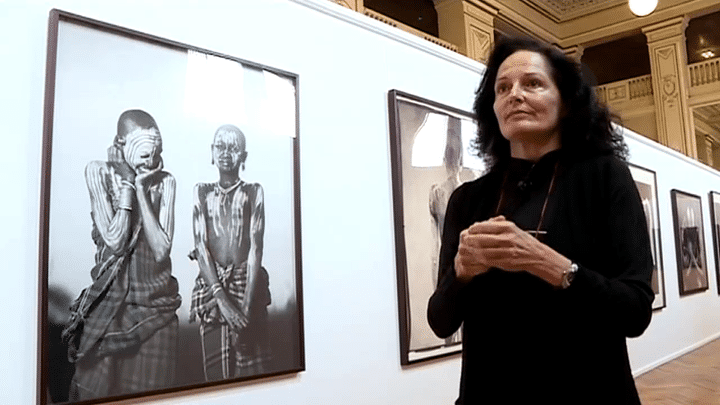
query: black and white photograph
[
  {"left": 39, "top": 10, "right": 304, "bottom": 404},
  {"left": 629, "top": 164, "right": 665, "bottom": 310},
  {"left": 709, "top": 191, "right": 720, "bottom": 294},
  {"left": 670, "top": 189, "right": 708, "bottom": 296},
  {"left": 388, "top": 90, "right": 484, "bottom": 364}
]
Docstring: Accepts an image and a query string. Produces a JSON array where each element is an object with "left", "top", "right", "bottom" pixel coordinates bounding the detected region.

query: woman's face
[
  {"left": 493, "top": 50, "right": 563, "bottom": 149},
  {"left": 123, "top": 127, "right": 162, "bottom": 173}
]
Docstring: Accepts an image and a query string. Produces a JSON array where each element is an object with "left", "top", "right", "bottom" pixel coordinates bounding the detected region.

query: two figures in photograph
[{"left": 61, "top": 111, "right": 270, "bottom": 401}]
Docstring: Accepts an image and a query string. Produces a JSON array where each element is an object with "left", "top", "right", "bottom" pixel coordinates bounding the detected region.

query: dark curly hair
[{"left": 472, "top": 36, "right": 627, "bottom": 171}]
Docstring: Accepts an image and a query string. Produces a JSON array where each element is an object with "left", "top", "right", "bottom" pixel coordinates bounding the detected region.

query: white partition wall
[
  {"left": 2, "top": 1, "right": 720, "bottom": 404},
  {"left": 624, "top": 132, "right": 720, "bottom": 375}
]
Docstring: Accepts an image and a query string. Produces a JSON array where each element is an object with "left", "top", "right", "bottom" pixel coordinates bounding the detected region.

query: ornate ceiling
[
  {"left": 521, "top": 0, "right": 626, "bottom": 22},
  {"left": 478, "top": 0, "right": 719, "bottom": 49},
  {"left": 364, "top": 0, "right": 720, "bottom": 152}
]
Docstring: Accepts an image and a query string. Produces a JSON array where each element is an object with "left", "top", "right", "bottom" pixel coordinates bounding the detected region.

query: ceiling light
[
  {"left": 629, "top": 0, "right": 658, "bottom": 17},
  {"left": 702, "top": 50, "right": 716, "bottom": 59}
]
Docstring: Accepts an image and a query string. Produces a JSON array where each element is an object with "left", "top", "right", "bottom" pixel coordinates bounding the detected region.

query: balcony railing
[
  {"left": 595, "top": 57, "right": 720, "bottom": 105},
  {"left": 362, "top": 8, "right": 458, "bottom": 52},
  {"left": 628, "top": 75, "right": 654, "bottom": 99},
  {"left": 595, "top": 74, "right": 653, "bottom": 105},
  {"left": 689, "top": 57, "right": 720, "bottom": 87}
]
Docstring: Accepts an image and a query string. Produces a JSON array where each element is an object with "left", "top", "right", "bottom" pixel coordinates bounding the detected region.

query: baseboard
[{"left": 632, "top": 331, "right": 720, "bottom": 377}]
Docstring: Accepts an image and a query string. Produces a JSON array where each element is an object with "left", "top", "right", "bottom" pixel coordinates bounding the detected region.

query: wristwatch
[{"left": 560, "top": 262, "right": 578, "bottom": 289}]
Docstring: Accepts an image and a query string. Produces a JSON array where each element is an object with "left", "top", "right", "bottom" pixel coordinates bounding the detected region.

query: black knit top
[{"left": 427, "top": 150, "right": 654, "bottom": 405}]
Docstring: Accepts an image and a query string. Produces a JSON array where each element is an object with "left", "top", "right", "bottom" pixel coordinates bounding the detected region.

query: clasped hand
[
  {"left": 455, "top": 215, "right": 547, "bottom": 282},
  {"left": 134, "top": 158, "right": 164, "bottom": 190},
  {"left": 215, "top": 291, "right": 249, "bottom": 330},
  {"left": 115, "top": 158, "right": 164, "bottom": 191}
]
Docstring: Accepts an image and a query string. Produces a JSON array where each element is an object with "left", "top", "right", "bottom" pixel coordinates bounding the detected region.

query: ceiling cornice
[
  {"left": 520, "top": 0, "right": 626, "bottom": 23},
  {"left": 472, "top": 0, "right": 560, "bottom": 44},
  {"left": 557, "top": 0, "right": 715, "bottom": 47},
  {"left": 467, "top": 0, "right": 720, "bottom": 48}
]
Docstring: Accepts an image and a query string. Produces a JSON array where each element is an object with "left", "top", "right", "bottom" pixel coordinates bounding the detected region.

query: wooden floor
[{"left": 635, "top": 338, "right": 720, "bottom": 404}]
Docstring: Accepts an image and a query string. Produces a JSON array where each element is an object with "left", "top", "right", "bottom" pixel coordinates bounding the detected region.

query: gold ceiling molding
[
  {"left": 482, "top": 0, "right": 719, "bottom": 48},
  {"left": 521, "top": 0, "right": 626, "bottom": 22},
  {"left": 423, "top": 0, "right": 717, "bottom": 50}
]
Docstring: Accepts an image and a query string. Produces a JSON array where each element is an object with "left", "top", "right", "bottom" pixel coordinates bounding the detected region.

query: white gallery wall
[
  {"left": 624, "top": 132, "right": 720, "bottom": 374},
  {"left": 1, "top": 0, "right": 720, "bottom": 404}
]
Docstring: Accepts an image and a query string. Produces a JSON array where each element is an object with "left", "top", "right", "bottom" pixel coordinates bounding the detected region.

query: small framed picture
[
  {"left": 709, "top": 191, "right": 720, "bottom": 294},
  {"left": 670, "top": 189, "right": 708, "bottom": 296},
  {"left": 387, "top": 90, "right": 485, "bottom": 364},
  {"left": 629, "top": 164, "right": 665, "bottom": 309}
]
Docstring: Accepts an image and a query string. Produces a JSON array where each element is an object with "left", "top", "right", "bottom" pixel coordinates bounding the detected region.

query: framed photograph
[
  {"left": 39, "top": 10, "right": 304, "bottom": 404},
  {"left": 709, "top": 191, "right": 720, "bottom": 294},
  {"left": 387, "top": 90, "right": 484, "bottom": 365},
  {"left": 628, "top": 164, "right": 665, "bottom": 310},
  {"left": 670, "top": 189, "right": 708, "bottom": 296}
]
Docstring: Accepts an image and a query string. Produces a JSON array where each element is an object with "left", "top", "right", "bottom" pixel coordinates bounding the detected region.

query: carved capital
[
  {"left": 436, "top": 0, "right": 495, "bottom": 63},
  {"left": 642, "top": 16, "right": 689, "bottom": 44},
  {"left": 560, "top": 44, "right": 584, "bottom": 62}
]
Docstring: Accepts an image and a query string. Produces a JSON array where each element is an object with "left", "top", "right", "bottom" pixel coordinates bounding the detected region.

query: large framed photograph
[
  {"left": 709, "top": 191, "right": 720, "bottom": 294},
  {"left": 628, "top": 164, "right": 665, "bottom": 310},
  {"left": 39, "top": 10, "right": 304, "bottom": 404},
  {"left": 670, "top": 189, "right": 708, "bottom": 296},
  {"left": 388, "top": 90, "right": 484, "bottom": 364}
]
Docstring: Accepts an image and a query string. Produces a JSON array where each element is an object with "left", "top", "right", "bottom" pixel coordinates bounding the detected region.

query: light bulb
[{"left": 629, "top": 0, "right": 658, "bottom": 17}]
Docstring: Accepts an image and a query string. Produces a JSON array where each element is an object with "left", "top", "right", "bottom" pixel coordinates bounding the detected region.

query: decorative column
[
  {"left": 642, "top": 17, "right": 696, "bottom": 158},
  {"left": 435, "top": 0, "right": 497, "bottom": 63}
]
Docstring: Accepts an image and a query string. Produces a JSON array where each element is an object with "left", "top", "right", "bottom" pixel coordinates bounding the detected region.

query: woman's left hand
[{"left": 464, "top": 215, "right": 570, "bottom": 285}]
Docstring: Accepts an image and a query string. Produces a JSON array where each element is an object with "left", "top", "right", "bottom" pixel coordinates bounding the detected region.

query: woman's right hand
[
  {"left": 455, "top": 217, "right": 505, "bottom": 282},
  {"left": 455, "top": 247, "right": 491, "bottom": 283}
]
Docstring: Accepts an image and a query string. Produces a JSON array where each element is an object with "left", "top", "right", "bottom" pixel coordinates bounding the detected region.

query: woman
[{"left": 427, "top": 37, "right": 654, "bottom": 404}]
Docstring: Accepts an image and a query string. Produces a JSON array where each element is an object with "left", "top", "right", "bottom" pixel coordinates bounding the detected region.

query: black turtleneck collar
[{"left": 506, "top": 149, "right": 563, "bottom": 193}]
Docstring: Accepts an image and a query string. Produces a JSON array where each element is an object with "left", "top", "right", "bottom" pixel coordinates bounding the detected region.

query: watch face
[{"left": 562, "top": 264, "right": 577, "bottom": 289}]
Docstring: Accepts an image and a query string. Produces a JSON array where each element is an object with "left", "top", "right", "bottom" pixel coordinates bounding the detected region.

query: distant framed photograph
[
  {"left": 628, "top": 164, "right": 665, "bottom": 309},
  {"left": 670, "top": 189, "right": 708, "bottom": 296},
  {"left": 39, "top": 10, "right": 304, "bottom": 404},
  {"left": 709, "top": 191, "right": 720, "bottom": 294},
  {"left": 387, "top": 90, "right": 485, "bottom": 365}
]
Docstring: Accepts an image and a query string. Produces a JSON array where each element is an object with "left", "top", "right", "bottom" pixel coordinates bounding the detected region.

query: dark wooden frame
[
  {"left": 388, "top": 89, "right": 484, "bottom": 365},
  {"left": 670, "top": 189, "right": 708, "bottom": 297},
  {"left": 628, "top": 163, "right": 666, "bottom": 310},
  {"left": 39, "top": 9, "right": 304, "bottom": 404},
  {"left": 709, "top": 191, "right": 720, "bottom": 294}
]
